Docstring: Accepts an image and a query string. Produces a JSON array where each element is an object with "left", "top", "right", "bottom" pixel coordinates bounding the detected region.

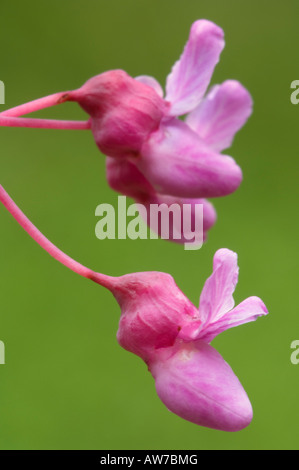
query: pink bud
[
  {"left": 68, "top": 70, "right": 169, "bottom": 158},
  {"left": 112, "top": 271, "right": 200, "bottom": 363}
]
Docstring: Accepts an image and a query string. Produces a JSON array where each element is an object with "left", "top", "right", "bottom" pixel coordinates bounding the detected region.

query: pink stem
[
  {"left": 0, "top": 116, "right": 91, "bottom": 130},
  {"left": 0, "top": 185, "right": 116, "bottom": 291},
  {"left": 0, "top": 92, "right": 70, "bottom": 117}
]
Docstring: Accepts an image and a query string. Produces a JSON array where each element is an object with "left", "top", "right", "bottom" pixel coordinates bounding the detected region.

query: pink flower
[
  {"left": 0, "top": 186, "right": 267, "bottom": 431},
  {"left": 74, "top": 20, "right": 252, "bottom": 240},
  {"left": 66, "top": 21, "right": 250, "bottom": 200},
  {"left": 0, "top": 20, "right": 252, "bottom": 243},
  {"left": 115, "top": 249, "right": 267, "bottom": 431}
]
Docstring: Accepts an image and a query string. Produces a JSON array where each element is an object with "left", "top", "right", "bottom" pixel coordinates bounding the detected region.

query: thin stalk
[
  {"left": 0, "top": 116, "right": 91, "bottom": 130},
  {"left": 0, "top": 92, "right": 69, "bottom": 117},
  {"left": 0, "top": 185, "right": 116, "bottom": 291}
]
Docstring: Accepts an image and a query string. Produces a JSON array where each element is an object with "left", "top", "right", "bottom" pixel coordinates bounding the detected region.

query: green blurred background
[{"left": 0, "top": 0, "right": 298, "bottom": 450}]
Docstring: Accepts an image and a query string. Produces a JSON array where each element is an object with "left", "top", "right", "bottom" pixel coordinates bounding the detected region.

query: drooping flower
[
  {"left": 0, "top": 20, "right": 252, "bottom": 243},
  {"left": 0, "top": 185, "right": 267, "bottom": 431}
]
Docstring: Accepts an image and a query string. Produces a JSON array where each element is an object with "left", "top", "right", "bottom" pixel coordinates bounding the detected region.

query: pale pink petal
[
  {"left": 135, "top": 75, "right": 164, "bottom": 98},
  {"left": 199, "top": 296, "right": 268, "bottom": 343},
  {"left": 138, "top": 119, "right": 242, "bottom": 198},
  {"left": 182, "top": 250, "right": 268, "bottom": 342},
  {"left": 185, "top": 80, "right": 253, "bottom": 152},
  {"left": 198, "top": 248, "right": 239, "bottom": 325},
  {"left": 150, "top": 340, "right": 253, "bottom": 432},
  {"left": 165, "top": 20, "right": 225, "bottom": 116}
]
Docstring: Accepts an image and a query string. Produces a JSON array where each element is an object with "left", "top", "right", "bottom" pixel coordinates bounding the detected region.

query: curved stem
[
  {"left": 0, "top": 116, "right": 91, "bottom": 130},
  {"left": 0, "top": 185, "right": 116, "bottom": 291}
]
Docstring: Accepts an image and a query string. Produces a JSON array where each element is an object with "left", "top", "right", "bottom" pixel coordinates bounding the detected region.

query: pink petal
[
  {"left": 199, "top": 296, "right": 268, "bottom": 343},
  {"left": 138, "top": 119, "right": 242, "bottom": 198},
  {"left": 165, "top": 20, "right": 225, "bottom": 116},
  {"left": 135, "top": 75, "right": 164, "bottom": 98},
  {"left": 105, "top": 156, "right": 217, "bottom": 246},
  {"left": 106, "top": 156, "right": 155, "bottom": 201},
  {"left": 186, "top": 80, "right": 253, "bottom": 152},
  {"left": 198, "top": 248, "right": 239, "bottom": 325},
  {"left": 200, "top": 198, "right": 217, "bottom": 232},
  {"left": 150, "top": 340, "right": 253, "bottom": 431}
]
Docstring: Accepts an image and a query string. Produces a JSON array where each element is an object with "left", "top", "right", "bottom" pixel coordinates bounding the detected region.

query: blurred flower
[
  {"left": 0, "top": 185, "right": 267, "bottom": 431},
  {"left": 0, "top": 20, "right": 252, "bottom": 243}
]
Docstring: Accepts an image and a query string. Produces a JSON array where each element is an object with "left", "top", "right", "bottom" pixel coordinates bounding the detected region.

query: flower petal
[
  {"left": 165, "top": 20, "right": 225, "bottom": 116},
  {"left": 135, "top": 75, "right": 164, "bottom": 98},
  {"left": 198, "top": 248, "right": 239, "bottom": 326},
  {"left": 106, "top": 156, "right": 217, "bottom": 246},
  {"left": 185, "top": 80, "right": 253, "bottom": 152},
  {"left": 150, "top": 340, "right": 253, "bottom": 432},
  {"left": 138, "top": 119, "right": 242, "bottom": 198},
  {"left": 199, "top": 296, "right": 268, "bottom": 343},
  {"left": 106, "top": 156, "right": 154, "bottom": 201}
]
